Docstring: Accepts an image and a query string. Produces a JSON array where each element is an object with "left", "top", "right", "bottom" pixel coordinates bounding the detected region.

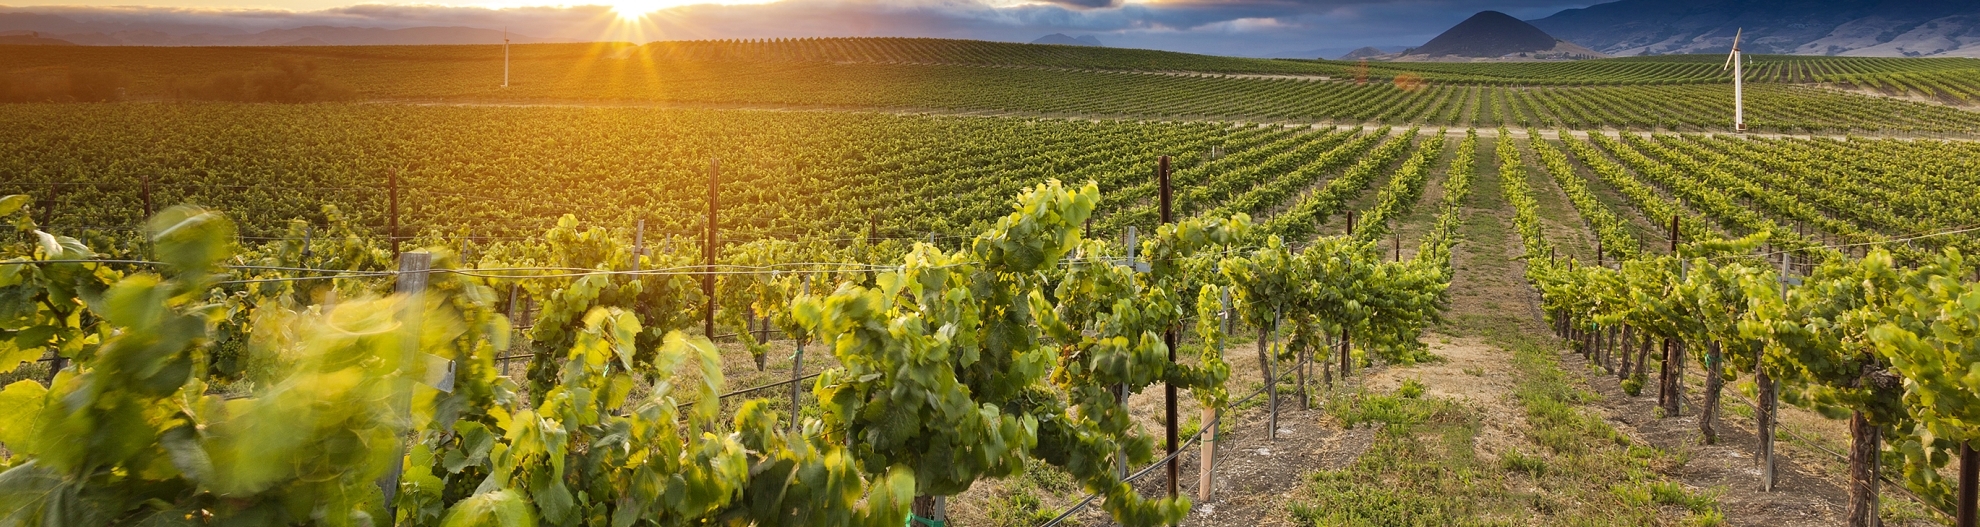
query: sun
[
  {"left": 607, "top": 0, "right": 682, "bottom": 20},
  {"left": 607, "top": 0, "right": 776, "bottom": 21}
]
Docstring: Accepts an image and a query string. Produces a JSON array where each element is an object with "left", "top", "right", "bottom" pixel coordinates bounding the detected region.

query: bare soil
[
  {"left": 1366, "top": 335, "right": 1525, "bottom": 460},
  {"left": 1566, "top": 349, "right": 1862, "bottom": 527}
]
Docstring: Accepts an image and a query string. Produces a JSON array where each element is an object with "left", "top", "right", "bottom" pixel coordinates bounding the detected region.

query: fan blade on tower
[{"left": 1723, "top": 29, "right": 1741, "bottom": 70}]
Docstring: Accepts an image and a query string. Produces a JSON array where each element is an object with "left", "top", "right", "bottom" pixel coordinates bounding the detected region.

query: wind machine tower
[{"left": 1724, "top": 29, "right": 1745, "bottom": 132}]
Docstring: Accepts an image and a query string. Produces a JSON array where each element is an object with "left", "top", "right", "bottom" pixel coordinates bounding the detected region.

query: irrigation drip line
[
  {"left": 226, "top": 264, "right": 389, "bottom": 273},
  {"left": 1784, "top": 223, "right": 1980, "bottom": 253},
  {"left": 490, "top": 347, "right": 823, "bottom": 408},
  {"left": 1560, "top": 219, "right": 1980, "bottom": 267},
  {"left": 718, "top": 372, "right": 824, "bottom": 399},
  {"left": 218, "top": 273, "right": 398, "bottom": 285},
  {"left": 1, "top": 246, "right": 1286, "bottom": 280},
  {"left": 1, "top": 261, "right": 1302, "bottom": 329},
  {"left": 674, "top": 372, "right": 824, "bottom": 410},
  {"left": 1037, "top": 374, "right": 1285, "bottom": 527}
]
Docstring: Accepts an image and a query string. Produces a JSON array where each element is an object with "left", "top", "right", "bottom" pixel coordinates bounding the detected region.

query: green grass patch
[
  {"left": 1294, "top": 385, "right": 1499, "bottom": 526},
  {"left": 1500, "top": 450, "right": 1547, "bottom": 477},
  {"left": 1286, "top": 327, "right": 1724, "bottom": 525},
  {"left": 1399, "top": 378, "right": 1427, "bottom": 399},
  {"left": 982, "top": 459, "right": 1080, "bottom": 527}
]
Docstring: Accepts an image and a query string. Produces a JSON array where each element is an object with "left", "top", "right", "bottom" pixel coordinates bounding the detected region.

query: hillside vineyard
[
  {"left": 7, "top": 40, "right": 1980, "bottom": 130},
  {"left": 2, "top": 38, "right": 1980, "bottom": 527}
]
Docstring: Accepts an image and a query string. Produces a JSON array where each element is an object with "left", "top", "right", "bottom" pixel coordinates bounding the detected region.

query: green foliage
[
  {"left": 439, "top": 489, "right": 536, "bottom": 527},
  {"left": 1620, "top": 376, "right": 1643, "bottom": 397},
  {"left": 1224, "top": 233, "right": 1447, "bottom": 372},
  {"left": 0, "top": 197, "right": 921, "bottom": 527},
  {"left": 0, "top": 172, "right": 1461, "bottom": 527},
  {"left": 1398, "top": 378, "right": 1426, "bottom": 399},
  {"left": 512, "top": 214, "right": 706, "bottom": 401},
  {"left": 1499, "top": 450, "right": 1546, "bottom": 477},
  {"left": 1328, "top": 389, "right": 1447, "bottom": 430},
  {"left": 0, "top": 204, "right": 412, "bottom": 525},
  {"left": 796, "top": 180, "right": 1231, "bottom": 526},
  {"left": 1530, "top": 240, "right": 1980, "bottom": 511},
  {"left": 714, "top": 238, "right": 855, "bottom": 370},
  {"left": 1643, "top": 481, "right": 1719, "bottom": 515}
]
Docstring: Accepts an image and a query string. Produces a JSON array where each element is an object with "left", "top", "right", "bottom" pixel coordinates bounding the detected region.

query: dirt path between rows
[
  {"left": 1446, "top": 135, "right": 1879, "bottom": 526},
  {"left": 1385, "top": 135, "right": 1457, "bottom": 262},
  {"left": 1563, "top": 348, "right": 1868, "bottom": 526}
]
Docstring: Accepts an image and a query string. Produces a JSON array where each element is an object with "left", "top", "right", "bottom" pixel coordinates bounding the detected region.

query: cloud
[
  {"left": 0, "top": 0, "right": 1601, "bottom": 56},
  {"left": 1033, "top": 0, "right": 1122, "bottom": 9}
]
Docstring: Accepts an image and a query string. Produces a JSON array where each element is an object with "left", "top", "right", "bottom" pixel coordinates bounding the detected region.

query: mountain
[
  {"left": 1528, "top": 0, "right": 1980, "bottom": 57},
  {"left": 1398, "top": 11, "right": 1606, "bottom": 61},
  {"left": 1248, "top": 46, "right": 1399, "bottom": 59},
  {"left": 1031, "top": 33, "right": 1103, "bottom": 47},
  {"left": 1339, "top": 46, "right": 1394, "bottom": 60},
  {"left": 0, "top": 32, "right": 75, "bottom": 45},
  {"left": 224, "top": 26, "right": 557, "bottom": 46},
  {"left": 0, "top": 13, "right": 571, "bottom": 46},
  {"left": 0, "top": 12, "right": 242, "bottom": 37}
]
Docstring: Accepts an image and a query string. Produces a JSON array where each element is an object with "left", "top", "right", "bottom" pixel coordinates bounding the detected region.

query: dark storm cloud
[{"left": 1, "top": 0, "right": 1598, "bottom": 56}]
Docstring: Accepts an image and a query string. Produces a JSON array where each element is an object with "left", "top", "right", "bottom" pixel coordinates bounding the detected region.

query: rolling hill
[
  {"left": 1396, "top": 11, "right": 1606, "bottom": 61},
  {"left": 1031, "top": 34, "right": 1103, "bottom": 47},
  {"left": 1529, "top": 0, "right": 1980, "bottom": 57},
  {"left": 0, "top": 13, "right": 571, "bottom": 46}
]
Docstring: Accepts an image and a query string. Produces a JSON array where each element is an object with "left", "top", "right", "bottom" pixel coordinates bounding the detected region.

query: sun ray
[{"left": 607, "top": 0, "right": 780, "bottom": 22}]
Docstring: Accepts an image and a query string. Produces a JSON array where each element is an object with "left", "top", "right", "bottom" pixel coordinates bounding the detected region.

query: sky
[{"left": 0, "top": 0, "right": 1605, "bottom": 57}]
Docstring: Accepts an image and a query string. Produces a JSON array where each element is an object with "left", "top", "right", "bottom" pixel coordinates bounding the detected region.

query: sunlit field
[{"left": 1, "top": 38, "right": 1977, "bottom": 527}]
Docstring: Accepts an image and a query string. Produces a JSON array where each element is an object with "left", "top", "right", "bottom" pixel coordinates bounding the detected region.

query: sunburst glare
[{"left": 608, "top": 0, "right": 779, "bottom": 21}]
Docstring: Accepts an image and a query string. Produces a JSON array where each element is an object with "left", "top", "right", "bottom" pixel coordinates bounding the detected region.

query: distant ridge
[
  {"left": 1338, "top": 46, "right": 1391, "bottom": 60},
  {"left": 0, "top": 32, "right": 74, "bottom": 45},
  {"left": 1397, "top": 11, "right": 1605, "bottom": 61},
  {"left": 1529, "top": 0, "right": 1980, "bottom": 57},
  {"left": 0, "top": 15, "right": 572, "bottom": 46},
  {"left": 1032, "top": 33, "right": 1103, "bottom": 47}
]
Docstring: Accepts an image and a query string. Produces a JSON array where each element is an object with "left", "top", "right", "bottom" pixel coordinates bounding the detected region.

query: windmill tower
[
  {"left": 1723, "top": 29, "right": 1745, "bottom": 132},
  {"left": 502, "top": 27, "right": 511, "bottom": 88}
]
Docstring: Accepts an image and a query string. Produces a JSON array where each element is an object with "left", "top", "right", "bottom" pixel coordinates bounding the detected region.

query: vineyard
[
  {"left": 6, "top": 41, "right": 1980, "bottom": 132},
  {"left": 6, "top": 37, "right": 1980, "bottom": 527}
]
